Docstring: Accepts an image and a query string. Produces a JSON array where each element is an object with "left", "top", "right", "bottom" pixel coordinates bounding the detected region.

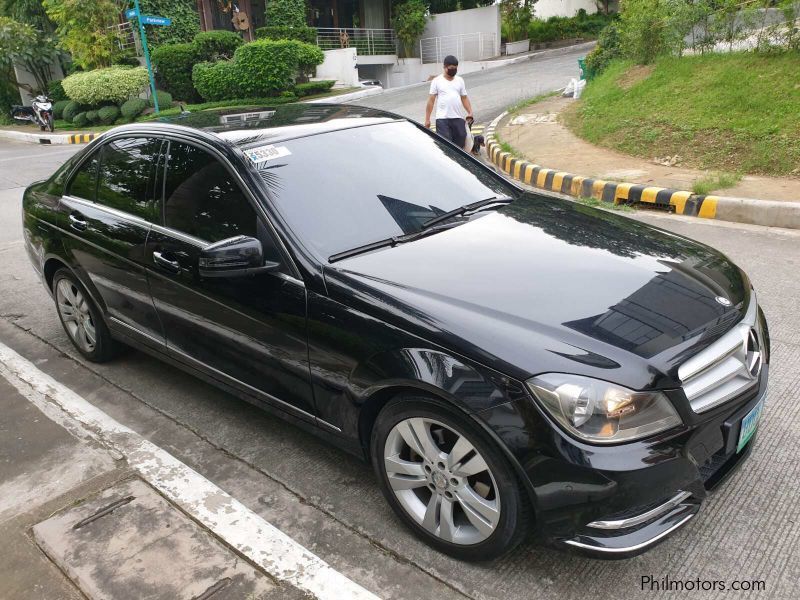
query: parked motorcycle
[{"left": 11, "top": 95, "right": 54, "bottom": 132}]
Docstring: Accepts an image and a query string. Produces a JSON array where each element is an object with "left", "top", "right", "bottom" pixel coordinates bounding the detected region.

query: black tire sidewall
[
  {"left": 371, "top": 395, "right": 528, "bottom": 561},
  {"left": 52, "top": 269, "right": 117, "bottom": 362}
]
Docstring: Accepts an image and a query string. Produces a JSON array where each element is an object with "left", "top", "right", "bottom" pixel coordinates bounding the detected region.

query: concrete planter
[{"left": 505, "top": 39, "right": 530, "bottom": 55}]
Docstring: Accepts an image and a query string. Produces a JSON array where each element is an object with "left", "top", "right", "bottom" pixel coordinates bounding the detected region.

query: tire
[
  {"left": 46, "top": 113, "right": 54, "bottom": 132},
  {"left": 52, "top": 268, "right": 120, "bottom": 362},
  {"left": 371, "top": 394, "right": 531, "bottom": 561}
]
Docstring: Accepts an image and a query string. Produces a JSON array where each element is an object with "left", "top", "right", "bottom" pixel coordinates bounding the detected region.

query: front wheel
[
  {"left": 45, "top": 113, "right": 54, "bottom": 132},
  {"left": 371, "top": 395, "right": 531, "bottom": 561}
]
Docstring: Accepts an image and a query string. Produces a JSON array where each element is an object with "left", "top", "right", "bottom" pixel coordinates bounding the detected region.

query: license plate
[{"left": 737, "top": 400, "right": 764, "bottom": 453}]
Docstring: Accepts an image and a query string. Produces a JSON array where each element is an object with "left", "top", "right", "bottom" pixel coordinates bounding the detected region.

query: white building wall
[
  {"left": 534, "top": 0, "right": 598, "bottom": 20},
  {"left": 314, "top": 48, "right": 360, "bottom": 87},
  {"left": 421, "top": 6, "right": 501, "bottom": 58}
]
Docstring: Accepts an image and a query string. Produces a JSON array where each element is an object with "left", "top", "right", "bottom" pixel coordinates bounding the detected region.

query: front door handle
[
  {"left": 153, "top": 251, "right": 181, "bottom": 274},
  {"left": 68, "top": 212, "right": 87, "bottom": 231}
]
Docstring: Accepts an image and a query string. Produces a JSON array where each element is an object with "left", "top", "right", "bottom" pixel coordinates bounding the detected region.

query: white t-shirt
[{"left": 429, "top": 75, "right": 467, "bottom": 120}]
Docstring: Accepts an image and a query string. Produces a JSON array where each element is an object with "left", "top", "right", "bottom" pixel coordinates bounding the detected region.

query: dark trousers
[{"left": 435, "top": 118, "right": 467, "bottom": 148}]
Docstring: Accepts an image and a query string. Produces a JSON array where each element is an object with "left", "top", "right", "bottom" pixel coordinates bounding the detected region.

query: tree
[
  {"left": 500, "top": 0, "right": 533, "bottom": 43},
  {"left": 43, "top": 0, "right": 123, "bottom": 70},
  {"left": 264, "top": 0, "right": 306, "bottom": 28},
  {"left": 1, "top": 0, "right": 55, "bottom": 32},
  {"left": 392, "top": 0, "right": 427, "bottom": 58},
  {"left": 0, "top": 16, "right": 61, "bottom": 94}
]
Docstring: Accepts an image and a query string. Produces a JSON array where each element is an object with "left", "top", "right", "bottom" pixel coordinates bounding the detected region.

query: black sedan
[{"left": 22, "top": 104, "right": 769, "bottom": 561}]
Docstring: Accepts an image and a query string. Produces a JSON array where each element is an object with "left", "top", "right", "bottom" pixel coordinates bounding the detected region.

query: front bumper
[
  {"left": 552, "top": 370, "right": 767, "bottom": 559},
  {"left": 478, "top": 364, "right": 768, "bottom": 559}
]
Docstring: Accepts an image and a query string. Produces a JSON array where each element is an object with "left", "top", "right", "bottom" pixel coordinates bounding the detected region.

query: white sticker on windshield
[{"left": 245, "top": 145, "right": 291, "bottom": 163}]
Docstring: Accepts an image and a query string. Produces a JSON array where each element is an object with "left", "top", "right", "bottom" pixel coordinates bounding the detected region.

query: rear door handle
[
  {"left": 152, "top": 251, "right": 181, "bottom": 274},
  {"left": 68, "top": 212, "right": 87, "bottom": 231}
]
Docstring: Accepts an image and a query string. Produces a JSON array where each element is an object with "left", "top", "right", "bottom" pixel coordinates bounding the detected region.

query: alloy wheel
[
  {"left": 56, "top": 279, "right": 96, "bottom": 353},
  {"left": 383, "top": 417, "right": 501, "bottom": 545}
]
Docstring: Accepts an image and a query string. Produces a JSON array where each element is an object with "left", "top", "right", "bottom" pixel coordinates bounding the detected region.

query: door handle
[
  {"left": 68, "top": 212, "right": 87, "bottom": 231},
  {"left": 153, "top": 251, "right": 181, "bottom": 274}
]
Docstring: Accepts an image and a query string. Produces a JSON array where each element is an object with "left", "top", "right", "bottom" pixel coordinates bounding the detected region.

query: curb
[
  {"left": 305, "top": 86, "right": 384, "bottom": 104},
  {"left": 0, "top": 128, "right": 100, "bottom": 145},
  {"left": 485, "top": 111, "right": 800, "bottom": 229}
]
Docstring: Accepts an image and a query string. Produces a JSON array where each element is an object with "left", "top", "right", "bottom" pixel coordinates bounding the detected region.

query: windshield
[{"left": 246, "top": 121, "right": 517, "bottom": 259}]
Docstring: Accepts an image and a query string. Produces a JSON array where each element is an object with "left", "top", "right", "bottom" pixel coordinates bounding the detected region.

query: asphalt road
[
  {"left": 350, "top": 43, "right": 594, "bottom": 124},
  {"left": 1, "top": 118, "right": 799, "bottom": 598}
]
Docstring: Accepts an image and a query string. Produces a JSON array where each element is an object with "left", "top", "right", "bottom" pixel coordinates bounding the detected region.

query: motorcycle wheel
[{"left": 46, "top": 113, "right": 54, "bottom": 132}]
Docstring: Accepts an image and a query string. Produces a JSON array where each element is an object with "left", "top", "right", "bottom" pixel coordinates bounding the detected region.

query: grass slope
[{"left": 563, "top": 53, "right": 800, "bottom": 177}]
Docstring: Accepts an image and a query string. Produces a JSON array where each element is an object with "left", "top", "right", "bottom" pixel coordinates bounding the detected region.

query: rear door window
[
  {"left": 66, "top": 152, "right": 100, "bottom": 201},
  {"left": 95, "top": 137, "right": 163, "bottom": 221},
  {"left": 161, "top": 141, "right": 257, "bottom": 242}
]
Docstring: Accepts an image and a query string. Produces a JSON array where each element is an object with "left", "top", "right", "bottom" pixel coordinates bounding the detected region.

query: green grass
[
  {"left": 692, "top": 172, "right": 742, "bottom": 195},
  {"left": 563, "top": 53, "right": 800, "bottom": 177},
  {"left": 576, "top": 196, "right": 634, "bottom": 212}
]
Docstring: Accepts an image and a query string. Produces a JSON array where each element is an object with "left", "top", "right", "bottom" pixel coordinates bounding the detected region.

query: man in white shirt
[{"left": 424, "top": 55, "right": 474, "bottom": 149}]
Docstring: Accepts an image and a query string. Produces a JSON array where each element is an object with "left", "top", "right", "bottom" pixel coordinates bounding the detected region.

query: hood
[{"left": 326, "top": 194, "right": 749, "bottom": 390}]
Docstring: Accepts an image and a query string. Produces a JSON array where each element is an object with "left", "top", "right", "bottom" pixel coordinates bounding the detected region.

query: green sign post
[{"left": 126, "top": 1, "right": 173, "bottom": 114}]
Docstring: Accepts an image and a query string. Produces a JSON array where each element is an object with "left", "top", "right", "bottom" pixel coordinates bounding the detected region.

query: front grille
[{"left": 678, "top": 293, "right": 763, "bottom": 413}]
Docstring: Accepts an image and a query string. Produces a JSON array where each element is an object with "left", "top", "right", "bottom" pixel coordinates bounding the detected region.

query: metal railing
[
  {"left": 316, "top": 28, "right": 398, "bottom": 55},
  {"left": 110, "top": 21, "right": 139, "bottom": 53},
  {"left": 419, "top": 32, "right": 498, "bottom": 64}
]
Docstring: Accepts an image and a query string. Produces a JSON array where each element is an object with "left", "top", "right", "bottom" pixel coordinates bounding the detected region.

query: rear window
[{"left": 247, "top": 121, "right": 516, "bottom": 259}]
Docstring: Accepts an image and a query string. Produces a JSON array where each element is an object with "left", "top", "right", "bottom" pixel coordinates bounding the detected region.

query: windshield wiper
[
  {"left": 421, "top": 196, "right": 513, "bottom": 229},
  {"left": 328, "top": 222, "right": 461, "bottom": 263}
]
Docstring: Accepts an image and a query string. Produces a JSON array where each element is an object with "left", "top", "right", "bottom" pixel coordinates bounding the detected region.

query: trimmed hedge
[
  {"left": 151, "top": 43, "right": 201, "bottom": 102},
  {"left": 294, "top": 40, "right": 325, "bottom": 81},
  {"left": 192, "top": 61, "right": 240, "bottom": 102},
  {"left": 72, "top": 112, "right": 89, "bottom": 127},
  {"left": 194, "top": 30, "right": 243, "bottom": 60},
  {"left": 121, "top": 97, "right": 148, "bottom": 119},
  {"left": 295, "top": 80, "right": 335, "bottom": 97},
  {"left": 62, "top": 67, "right": 150, "bottom": 105},
  {"left": 53, "top": 100, "right": 70, "bottom": 119},
  {"left": 150, "top": 90, "right": 173, "bottom": 108},
  {"left": 98, "top": 105, "right": 120, "bottom": 124},
  {"left": 62, "top": 101, "right": 82, "bottom": 123},
  {"left": 84, "top": 110, "right": 99, "bottom": 124},
  {"left": 255, "top": 26, "right": 317, "bottom": 44}
]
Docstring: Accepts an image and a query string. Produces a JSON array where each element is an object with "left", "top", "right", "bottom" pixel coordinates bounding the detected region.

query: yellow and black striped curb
[
  {"left": 67, "top": 133, "right": 99, "bottom": 144},
  {"left": 485, "top": 115, "right": 719, "bottom": 219}
]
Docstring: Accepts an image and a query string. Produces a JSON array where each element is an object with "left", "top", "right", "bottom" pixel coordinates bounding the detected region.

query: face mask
[{"left": 446, "top": 67, "right": 457, "bottom": 76}]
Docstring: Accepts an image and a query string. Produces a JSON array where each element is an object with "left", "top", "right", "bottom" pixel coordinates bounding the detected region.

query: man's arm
[
  {"left": 425, "top": 94, "right": 436, "bottom": 128},
  {"left": 461, "top": 95, "right": 473, "bottom": 121}
]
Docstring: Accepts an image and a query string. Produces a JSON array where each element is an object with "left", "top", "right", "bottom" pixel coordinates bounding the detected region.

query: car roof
[{"left": 108, "top": 103, "right": 405, "bottom": 149}]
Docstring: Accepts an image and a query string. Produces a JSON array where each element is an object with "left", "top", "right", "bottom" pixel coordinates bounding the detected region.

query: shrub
[
  {"left": 584, "top": 22, "right": 622, "bottom": 76},
  {"left": 72, "top": 111, "right": 89, "bottom": 127},
  {"left": 192, "top": 60, "right": 240, "bottom": 101},
  {"left": 264, "top": 0, "right": 306, "bottom": 28},
  {"left": 62, "top": 66, "right": 150, "bottom": 105},
  {"left": 255, "top": 26, "right": 317, "bottom": 44},
  {"left": 47, "top": 80, "right": 68, "bottom": 101},
  {"left": 292, "top": 40, "right": 325, "bottom": 82},
  {"left": 138, "top": 0, "right": 201, "bottom": 47},
  {"left": 121, "top": 97, "right": 148, "bottom": 119},
  {"left": 294, "top": 80, "right": 336, "bottom": 98},
  {"left": 194, "top": 30, "right": 243, "bottom": 60},
  {"left": 234, "top": 39, "right": 303, "bottom": 97},
  {"left": 52, "top": 100, "right": 70, "bottom": 119},
  {"left": 393, "top": 0, "right": 427, "bottom": 58},
  {"left": 84, "top": 109, "right": 99, "bottom": 123},
  {"left": 151, "top": 43, "right": 201, "bottom": 101},
  {"left": 62, "top": 101, "right": 82, "bottom": 122},
  {"left": 295, "top": 80, "right": 335, "bottom": 97},
  {"left": 150, "top": 90, "right": 173, "bottom": 108},
  {"left": 98, "top": 104, "right": 120, "bottom": 124}
]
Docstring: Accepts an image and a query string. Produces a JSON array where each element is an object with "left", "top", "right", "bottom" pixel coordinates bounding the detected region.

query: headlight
[{"left": 526, "top": 374, "right": 682, "bottom": 444}]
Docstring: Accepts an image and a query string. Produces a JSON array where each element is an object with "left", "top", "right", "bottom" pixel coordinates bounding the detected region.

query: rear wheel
[
  {"left": 53, "top": 269, "right": 120, "bottom": 362},
  {"left": 371, "top": 395, "right": 531, "bottom": 561},
  {"left": 45, "top": 113, "right": 54, "bottom": 132}
]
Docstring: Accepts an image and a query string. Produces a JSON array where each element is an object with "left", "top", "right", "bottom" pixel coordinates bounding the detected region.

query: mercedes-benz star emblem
[{"left": 715, "top": 296, "right": 732, "bottom": 307}]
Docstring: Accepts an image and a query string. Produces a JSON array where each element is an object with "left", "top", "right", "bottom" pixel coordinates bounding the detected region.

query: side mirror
[{"left": 198, "top": 235, "right": 279, "bottom": 278}]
